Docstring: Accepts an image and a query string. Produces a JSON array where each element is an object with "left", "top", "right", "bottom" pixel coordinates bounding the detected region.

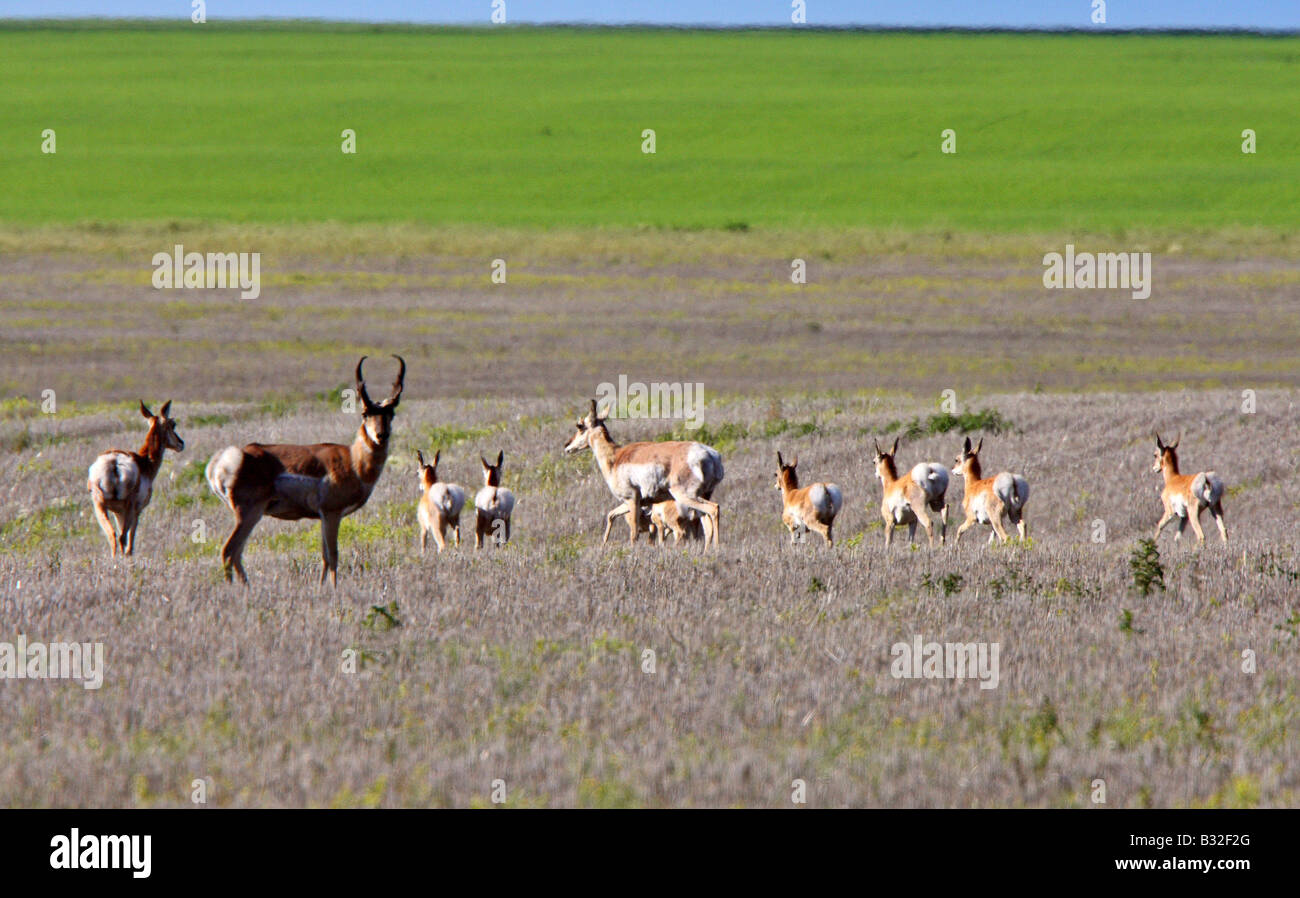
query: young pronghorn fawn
[
  {"left": 774, "top": 451, "right": 843, "bottom": 546},
  {"left": 650, "top": 500, "right": 704, "bottom": 544},
  {"left": 950, "top": 436, "right": 1029, "bottom": 545},
  {"left": 206, "top": 355, "right": 405, "bottom": 586},
  {"left": 416, "top": 449, "right": 466, "bottom": 554},
  {"left": 872, "top": 437, "right": 949, "bottom": 547},
  {"left": 602, "top": 500, "right": 703, "bottom": 545},
  {"left": 563, "top": 400, "right": 723, "bottom": 548},
  {"left": 86, "top": 401, "right": 185, "bottom": 557},
  {"left": 474, "top": 451, "right": 515, "bottom": 549},
  {"left": 1152, "top": 431, "right": 1227, "bottom": 545}
]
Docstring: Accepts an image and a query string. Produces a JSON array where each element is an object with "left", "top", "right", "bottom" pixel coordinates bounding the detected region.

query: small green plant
[
  {"left": 1129, "top": 538, "right": 1166, "bottom": 596},
  {"left": 1118, "top": 608, "right": 1144, "bottom": 635},
  {"left": 363, "top": 601, "right": 402, "bottom": 631},
  {"left": 807, "top": 576, "right": 825, "bottom": 594}
]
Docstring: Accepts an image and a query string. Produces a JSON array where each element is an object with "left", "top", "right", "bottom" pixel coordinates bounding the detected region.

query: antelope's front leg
[
  {"left": 603, "top": 502, "right": 631, "bottom": 544},
  {"left": 1153, "top": 508, "right": 1173, "bottom": 541},
  {"left": 319, "top": 513, "right": 341, "bottom": 586},
  {"left": 625, "top": 489, "right": 642, "bottom": 545}
]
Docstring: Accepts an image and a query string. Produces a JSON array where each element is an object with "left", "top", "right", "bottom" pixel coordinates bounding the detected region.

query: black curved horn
[
  {"left": 387, "top": 354, "right": 406, "bottom": 405},
  {"left": 355, "top": 356, "right": 375, "bottom": 409}
]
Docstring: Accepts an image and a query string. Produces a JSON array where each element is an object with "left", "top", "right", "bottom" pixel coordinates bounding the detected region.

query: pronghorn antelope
[
  {"left": 872, "top": 437, "right": 949, "bottom": 547},
  {"left": 416, "top": 449, "right": 466, "bottom": 554},
  {"left": 1152, "top": 431, "right": 1227, "bottom": 544},
  {"left": 474, "top": 451, "right": 515, "bottom": 548},
  {"left": 206, "top": 355, "right": 405, "bottom": 585},
  {"left": 650, "top": 500, "right": 704, "bottom": 544},
  {"left": 773, "top": 451, "right": 843, "bottom": 545},
  {"left": 87, "top": 401, "right": 185, "bottom": 557},
  {"left": 601, "top": 500, "right": 703, "bottom": 545},
  {"left": 950, "top": 436, "right": 1029, "bottom": 544},
  {"left": 563, "top": 400, "right": 723, "bottom": 548}
]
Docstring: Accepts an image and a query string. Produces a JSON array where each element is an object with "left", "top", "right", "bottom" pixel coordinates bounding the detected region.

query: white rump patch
[{"left": 88, "top": 452, "right": 141, "bottom": 503}]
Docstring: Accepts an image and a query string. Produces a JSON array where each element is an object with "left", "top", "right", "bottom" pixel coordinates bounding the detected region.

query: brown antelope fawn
[
  {"left": 950, "top": 436, "right": 1029, "bottom": 545},
  {"left": 564, "top": 400, "right": 723, "bottom": 548},
  {"left": 206, "top": 355, "right": 405, "bottom": 585},
  {"left": 872, "top": 437, "right": 949, "bottom": 547},
  {"left": 603, "top": 500, "right": 703, "bottom": 545},
  {"left": 87, "top": 401, "right": 185, "bottom": 557},
  {"left": 416, "top": 449, "right": 467, "bottom": 554},
  {"left": 474, "top": 451, "right": 515, "bottom": 548},
  {"left": 1152, "top": 431, "right": 1227, "bottom": 545},
  {"left": 774, "top": 451, "right": 843, "bottom": 546}
]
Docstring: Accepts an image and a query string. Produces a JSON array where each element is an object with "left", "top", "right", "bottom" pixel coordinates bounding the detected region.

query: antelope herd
[{"left": 80, "top": 357, "right": 1233, "bottom": 584}]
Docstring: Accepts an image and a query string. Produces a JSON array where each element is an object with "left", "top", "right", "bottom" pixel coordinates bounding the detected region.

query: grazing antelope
[
  {"left": 563, "top": 400, "right": 723, "bottom": 548},
  {"left": 416, "top": 449, "right": 466, "bottom": 554},
  {"left": 950, "top": 436, "right": 1029, "bottom": 545},
  {"left": 774, "top": 451, "right": 843, "bottom": 545},
  {"left": 872, "top": 437, "right": 949, "bottom": 547},
  {"left": 87, "top": 400, "right": 185, "bottom": 557},
  {"left": 474, "top": 451, "right": 515, "bottom": 549},
  {"left": 1152, "top": 431, "right": 1227, "bottom": 544},
  {"left": 206, "top": 355, "right": 405, "bottom": 586}
]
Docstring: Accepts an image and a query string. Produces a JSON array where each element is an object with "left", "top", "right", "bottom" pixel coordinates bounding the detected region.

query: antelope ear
[
  {"left": 790, "top": 454, "right": 798, "bottom": 468},
  {"left": 872, "top": 439, "right": 881, "bottom": 456},
  {"left": 496, "top": 450, "right": 504, "bottom": 468},
  {"left": 596, "top": 403, "right": 610, "bottom": 421},
  {"left": 891, "top": 436, "right": 899, "bottom": 456},
  {"left": 974, "top": 437, "right": 983, "bottom": 455},
  {"left": 481, "top": 454, "right": 490, "bottom": 468},
  {"left": 589, "top": 398, "right": 599, "bottom": 418},
  {"left": 776, "top": 450, "right": 784, "bottom": 469},
  {"left": 139, "top": 401, "right": 153, "bottom": 419},
  {"left": 416, "top": 450, "right": 425, "bottom": 467},
  {"left": 433, "top": 449, "right": 440, "bottom": 466},
  {"left": 1153, "top": 431, "right": 1163, "bottom": 449},
  {"left": 160, "top": 400, "right": 172, "bottom": 418},
  {"left": 963, "top": 436, "right": 972, "bottom": 453},
  {"left": 1169, "top": 431, "right": 1180, "bottom": 450}
]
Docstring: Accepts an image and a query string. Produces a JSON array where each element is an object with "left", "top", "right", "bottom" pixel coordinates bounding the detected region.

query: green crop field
[{"left": 0, "top": 20, "right": 1295, "bottom": 231}]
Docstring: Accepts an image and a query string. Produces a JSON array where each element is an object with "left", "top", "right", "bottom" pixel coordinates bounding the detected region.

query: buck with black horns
[
  {"left": 206, "top": 355, "right": 405, "bottom": 585},
  {"left": 87, "top": 400, "right": 185, "bottom": 557},
  {"left": 1152, "top": 431, "right": 1227, "bottom": 545},
  {"left": 950, "top": 436, "right": 1029, "bottom": 545},
  {"left": 563, "top": 399, "right": 723, "bottom": 548},
  {"left": 873, "top": 437, "right": 949, "bottom": 547}
]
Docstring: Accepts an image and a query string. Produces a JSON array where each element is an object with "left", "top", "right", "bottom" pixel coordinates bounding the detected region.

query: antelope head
[
  {"left": 872, "top": 436, "right": 899, "bottom": 483},
  {"left": 563, "top": 399, "right": 610, "bottom": 454},
  {"left": 481, "top": 450, "right": 505, "bottom": 487},
  {"left": 356, "top": 355, "right": 405, "bottom": 446},
  {"left": 416, "top": 449, "right": 440, "bottom": 490},
  {"left": 952, "top": 436, "right": 982, "bottom": 479},
  {"left": 141, "top": 400, "right": 185, "bottom": 453},
  {"left": 774, "top": 451, "right": 799, "bottom": 491},
  {"left": 1152, "top": 430, "right": 1180, "bottom": 474}
]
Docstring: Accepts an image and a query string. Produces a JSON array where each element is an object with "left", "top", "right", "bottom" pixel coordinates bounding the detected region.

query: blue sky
[{"left": 7, "top": 2, "right": 1298, "bottom": 29}]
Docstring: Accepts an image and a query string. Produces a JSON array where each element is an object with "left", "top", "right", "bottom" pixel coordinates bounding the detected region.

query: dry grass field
[{"left": 1, "top": 231, "right": 1298, "bottom": 807}]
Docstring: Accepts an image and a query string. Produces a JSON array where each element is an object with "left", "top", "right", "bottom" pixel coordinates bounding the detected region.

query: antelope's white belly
[{"left": 613, "top": 462, "right": 668, "bottom": 501}]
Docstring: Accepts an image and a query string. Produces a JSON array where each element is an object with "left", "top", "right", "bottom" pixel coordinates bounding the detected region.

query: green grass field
[{"left": 0, "top": 20, "right": 1295, "bottom": 231}]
